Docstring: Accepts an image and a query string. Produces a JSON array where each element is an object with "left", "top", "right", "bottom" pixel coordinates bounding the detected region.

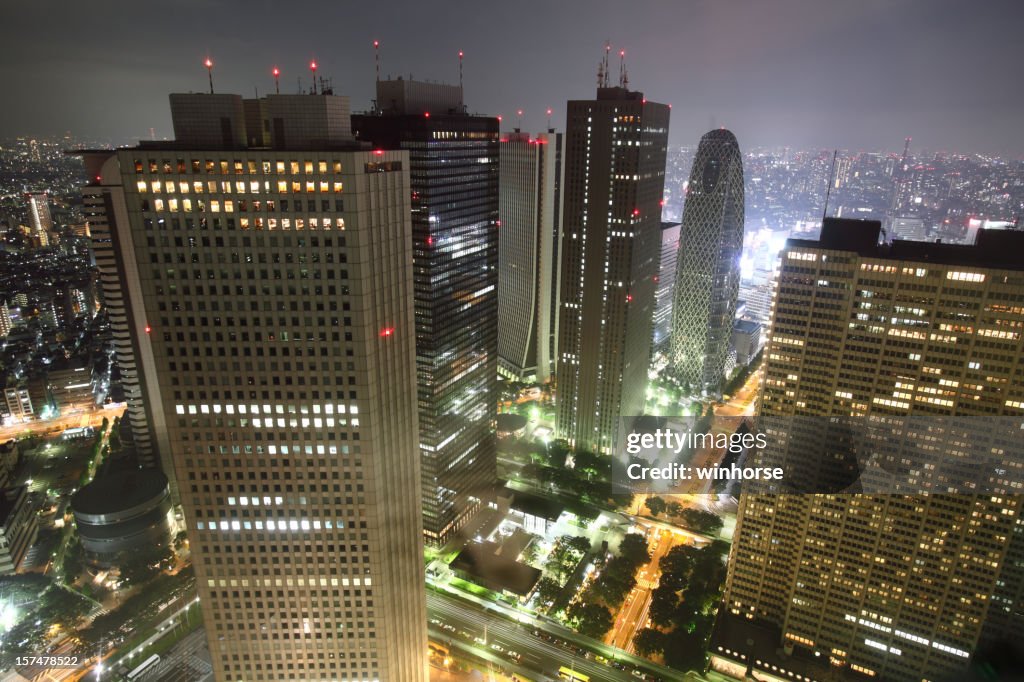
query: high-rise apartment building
[
  {"left": 556, "top": 85, "right": 670, "bottom": 454},
  {"left": 497, "top": 129, "right": 564, "bottom": 383},
  {"left": 669, "top": 129, "right": 744, "bottom": 395},
  {"left": 80, "top": 91, "right": 427, "bottom": 682},
  {"left": 0, "top": 300, "right": 11, "bottom": 338},
  {"left": 353, "top": 79, "right": 499, "bottom": 545},
  {"left": 652, "top": 221, "right": 681, "bottom": 352},
  {"left": 26, "top": 192, "right": 52, "bottom": 247},
  {"left": 713, "top": 219, "right": 1024, "bottom": 682}
]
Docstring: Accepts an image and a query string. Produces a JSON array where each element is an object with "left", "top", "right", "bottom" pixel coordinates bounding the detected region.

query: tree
[
  {"left": 618, "top": 533, "right": 651, "bottom": 566},
  {"left": 568, "top": 602, "right": 613, "bottom": 639},
  {"left": 680, "top": 508, "right": 724, "bottom": 534},
  {"left": 589, "top": 564, "right": 635, "bottom": 606},
  {"left": 663, "top": 626, "right": 709, "bottom": 672},
  {"left": 634, "top": 628, "right": 668, "bottom": 656},
  {"left": 534, "top": 577, "right": 562, "bottom": 605},
  {"left": 665, "top": 501, "right": 685, "bottom": 518},
  {"left": 644, "top": 496, "right": 667, "bottom": 517},
  {"left": 659, "top": 545, "right": 699, "bottom": 582},
  {"left": 649, "top": 583, "right": 680, "bottom": 628},
  {"left": 521, "top": 540, "right": 540, "bottom": 565},
  {"left": 564, "top": 536, "right": 591, "bottom": 555}
]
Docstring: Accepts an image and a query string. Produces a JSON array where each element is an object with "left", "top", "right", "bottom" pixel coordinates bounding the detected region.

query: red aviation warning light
[
  {"left": 204, "top": 57, "right": 214, "bottom": 94},
  {"left": 626, "top": 294, "right": 633, "bottom": 303},
  {"left": 145, "top": 324, "right": 152, "bottom": 334},
  {"left": 632, "top": 208, "right": 640, "bottom": 217},
  {"left": 380, "top": 327, "right": 395, "bottom": 338}
]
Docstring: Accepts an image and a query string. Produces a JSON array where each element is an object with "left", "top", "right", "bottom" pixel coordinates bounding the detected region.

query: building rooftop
[
  {"left": 450, "top": 541, "right": 542, "bottom": 596},
  {"left": 790, "top": 218, "right": 1024, "bottom": 271},
  {"left": 71, "top": 468, "right": 168, "bottom": 516},
  {"left": 734, "top": 319, "right": 761, "bottom": 334},
  {"left": 504, "top": 487, "right": 563, "bottom": 521},
  {"left": 710, "top": 612, "right": 842, "bottom": 682}
]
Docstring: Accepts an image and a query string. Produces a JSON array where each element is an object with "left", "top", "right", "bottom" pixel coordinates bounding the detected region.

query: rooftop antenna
[
  {"left": 516, "top": 109, "right": 523, "bottom": 129},
  {"left": 602, "top": 41, "right": 611, "bottom": 88},
  {"left": 822, "top": 149, "right": 838, "bottom": 223},
  {"left": 546, "top": 107, "right": 553, "bottom": 129},
  {"left": 458, "top": 50, "right": 464, "bottom": 89},
  {"left": 374, "top": 40, "right": 380, "bottom": 82},
  {"left": 204, "top": 57, "right": 214, "bottom": 94},
  {"left": 310, "top": 60, "right": 318, "bottom": 94},
  {"left": 619, "top": 49, "right": 628, "bottom": 88},
  {"left": 272, "top": 67, "right": 280, "bottom": 95}
]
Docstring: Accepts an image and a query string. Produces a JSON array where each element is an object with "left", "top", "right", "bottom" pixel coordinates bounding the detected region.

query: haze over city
[{"left": 3, "top": 0, "right": 1024, "bottom": 155}]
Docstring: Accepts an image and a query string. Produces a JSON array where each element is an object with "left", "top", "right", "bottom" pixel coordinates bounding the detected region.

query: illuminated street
[
  {"left": 606, "top": 528, "right": 676, "bottom": 652},
  {"left": 0, "top": 403, "right": 124, "bottom": 443}
]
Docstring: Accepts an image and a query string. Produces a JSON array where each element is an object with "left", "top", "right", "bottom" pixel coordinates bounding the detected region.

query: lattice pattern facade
[{"left": 670, "top": 129, "right": 744, "bottom": 395}]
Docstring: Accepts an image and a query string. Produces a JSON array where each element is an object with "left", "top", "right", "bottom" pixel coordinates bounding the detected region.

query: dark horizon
[{"left": 3, "top": 0, "right": 1023, "bottom": 157}]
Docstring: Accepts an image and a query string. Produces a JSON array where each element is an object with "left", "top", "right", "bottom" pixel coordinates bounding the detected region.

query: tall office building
[
  {"left": 26, "top": 192, "right": 52, "bottom": 247},
  {"left": 80, "top": 91, "right": 427, "bottom": 682},
  {"left": 497, "top": 129, "right": 564, "bottom": 383},
  {"left": 652, "top": 221, "right": 681, "bottom": 351},
  {"left": 83, "top": 165, "right": 170, "bottom": 473},
  {"left": 353, "top": 79, "right": 499, "bottom": 544},
  {"left": 669, "top": 129, "right": 744, "bottom": 395},
  {"left": 556, "top": 83, "right": 670, "bottom": 454},
  {"left": 713, "top": 219, "right": 1024, "bottom": 682}
]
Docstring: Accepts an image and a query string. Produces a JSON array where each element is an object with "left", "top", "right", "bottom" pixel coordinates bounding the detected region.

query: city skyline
[
  {"left": 0, "top": 7, "right": 1023, "bottom": 681},
  {"left": 2, "top": 0, "right": 1024, "bottom": 156}
]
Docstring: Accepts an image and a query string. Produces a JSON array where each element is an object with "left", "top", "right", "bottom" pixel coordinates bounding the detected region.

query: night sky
[{"left": 3, "top": 0, "right": 1022, "bottom": 156}]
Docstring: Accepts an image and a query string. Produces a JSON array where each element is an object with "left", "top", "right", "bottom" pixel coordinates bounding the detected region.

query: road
[
  {"left": 715, "top": 368, "right": 762, "bottom": 418},
  {"left": 0, "top": 403, "right": 125, "bottom": 443},
  {"left": 605, "top": 529, "right": 679, "bottom": 652},
  {"left": 430, "top": 593, "right": 632, "bottom": 681},
  {"left": 134, "top": 629, "right": 213, "bottom": 682},
  {"left": 428, "top": 589, "right": 686, "bottom": 681}
]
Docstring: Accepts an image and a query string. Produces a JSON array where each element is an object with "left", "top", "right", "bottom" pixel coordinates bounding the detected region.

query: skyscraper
[
  {"left": 497, "top": 129, "right": 564, "bottom": 383},
  {"left": 713, "top": 219, "right": 1024, "bottom": 682},
  {"left": 353, "top": 79, "right": 499, "bottom": 545},
  {"left": 652, "top": 221, "right": 681, "bottom": 352},
  {"left": 83, "top": 168, "right": 170, "bottom": 473},
  {"left": 80, "top": 91, "right": 427, "bottom": 682},
  {"left": 556, "top": 83, "right": 670, "bottom": 454},
  {"left": 669, "top": 129, "right": 744, "bottom": 396}
]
